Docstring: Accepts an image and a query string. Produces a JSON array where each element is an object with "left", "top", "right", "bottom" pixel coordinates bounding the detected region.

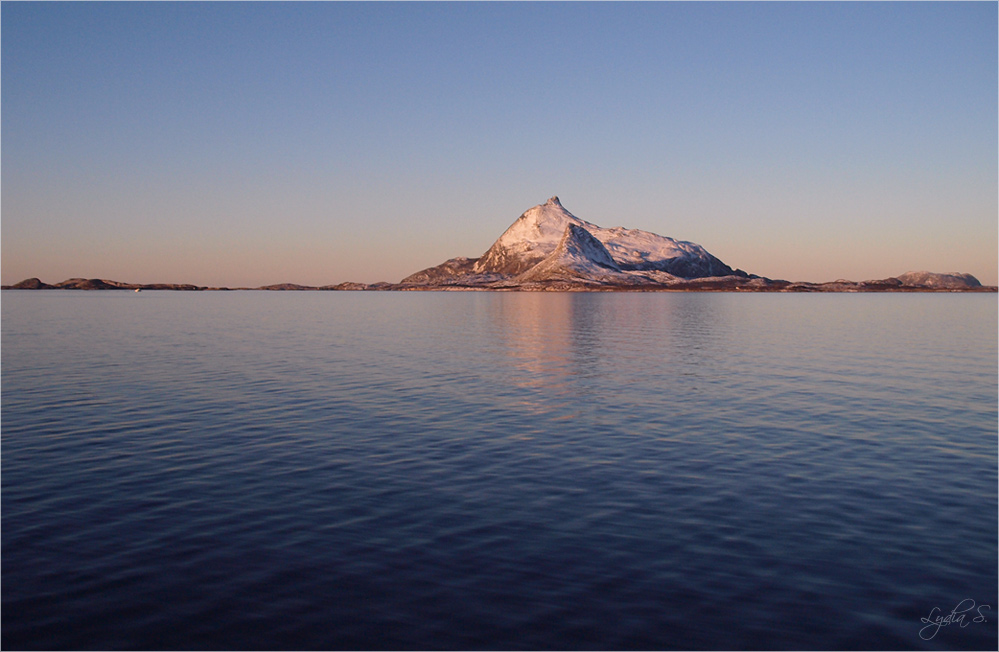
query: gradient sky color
[{"left": 3, "top": 2, "right": 997, "bottom": 286}]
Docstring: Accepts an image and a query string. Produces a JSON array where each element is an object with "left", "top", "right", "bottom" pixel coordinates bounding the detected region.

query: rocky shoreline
[{"left": 3, "top": 274, "right": 995, "bottom": 293}]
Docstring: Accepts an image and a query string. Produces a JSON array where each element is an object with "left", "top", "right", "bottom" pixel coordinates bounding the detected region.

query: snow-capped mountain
[
  {"left": 403, "top": 196, "right": 745, "bottom": 288},
  {"left": 472, "top": 196, "right": 741, "bottom": 279}
]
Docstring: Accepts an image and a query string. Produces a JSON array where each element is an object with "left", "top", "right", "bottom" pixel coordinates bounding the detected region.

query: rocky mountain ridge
[
  {"left": 397, "top": 196, "right": 988, "bottom": 291},
  {"left": 4, "top": 196, "right": 992, "bottom": 292}
]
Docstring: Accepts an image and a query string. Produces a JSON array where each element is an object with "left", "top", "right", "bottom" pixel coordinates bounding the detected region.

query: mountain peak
[
  {"left": 470, "top": 195, "right": 739, "bottom": 279},
  {"left": 472, "top": 196, "right": 591, "bottom": 274}
]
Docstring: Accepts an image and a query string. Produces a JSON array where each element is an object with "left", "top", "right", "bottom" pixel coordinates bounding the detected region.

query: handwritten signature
[{"left": 919, "top": 599, "right": 991, "bottom": 640}]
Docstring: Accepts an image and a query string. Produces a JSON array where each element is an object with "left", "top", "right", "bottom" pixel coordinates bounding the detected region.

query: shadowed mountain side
[{"left": 513, "top": 224, "right": 638, "bottom": 286}]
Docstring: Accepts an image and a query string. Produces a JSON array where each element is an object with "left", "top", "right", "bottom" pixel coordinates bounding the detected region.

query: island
[{"left": 4, "top": 197, "right": 994, "bottom": 293}]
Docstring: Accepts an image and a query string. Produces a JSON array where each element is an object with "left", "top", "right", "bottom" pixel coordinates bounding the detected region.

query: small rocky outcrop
[
  {"left": 7, "top": 278, "right": 55, "bottom": 289},
  {"left": 895, "top": 271, "right": 982, "bottom": 289},
  {"left": 57, "top": 278, "right": 127, "bottom": 290},
  {"left": 401, "top": 257, "right": 480, "bottom": 285},
  {"left": 326, "top": 282, "right": 369, "bottom": 290},
  {"left": 257, "top": 283, "right": 317, "bottom": 291}
]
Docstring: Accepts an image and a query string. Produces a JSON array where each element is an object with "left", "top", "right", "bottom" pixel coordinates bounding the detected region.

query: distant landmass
[{"left": 3, "top": 196, "right": 993, "bottom": 292}]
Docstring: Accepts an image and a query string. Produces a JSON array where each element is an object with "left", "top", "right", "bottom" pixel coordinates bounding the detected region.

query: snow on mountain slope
[
  {"left": 473, "top": 196, "right": 741, "bottom": 279},
  {"left": 472, "top": 196, "right": 595, "bottom": 275},
  {"left": 517, "top": 224, "right": 633, "bottom": 284},
  {"left": 591, "top": 227, "right": 737, "bottom": 277}
]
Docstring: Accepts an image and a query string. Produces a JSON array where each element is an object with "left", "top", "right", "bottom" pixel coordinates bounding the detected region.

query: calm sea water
[{"left": 2, "top": 291, "right": 996, "bottom": 650}]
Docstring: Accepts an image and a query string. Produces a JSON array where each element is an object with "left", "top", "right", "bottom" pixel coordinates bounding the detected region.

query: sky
[{"left": 2, "top": 1, "right": 996, "bottom": 286}]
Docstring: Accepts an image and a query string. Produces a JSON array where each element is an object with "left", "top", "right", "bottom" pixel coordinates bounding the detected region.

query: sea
[{"left": 2, "top": 290, "right": 996, "bottom": 651}]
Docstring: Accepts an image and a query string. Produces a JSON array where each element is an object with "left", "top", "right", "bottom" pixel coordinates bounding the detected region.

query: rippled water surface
[{"left": 3, "top": 291, "right": 996, "bottom": 650}]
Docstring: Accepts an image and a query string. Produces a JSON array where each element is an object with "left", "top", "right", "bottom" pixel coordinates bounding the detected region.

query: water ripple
[{"left": 3, "top": 291, "right": 996, "bottom": 650}]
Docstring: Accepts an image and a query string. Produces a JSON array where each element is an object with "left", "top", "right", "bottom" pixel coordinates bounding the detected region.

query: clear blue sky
[{"left": 3, "top": 2, "right": 996, "bottom": 286}]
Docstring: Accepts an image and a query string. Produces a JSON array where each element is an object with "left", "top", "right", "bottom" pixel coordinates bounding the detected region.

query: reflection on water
[
  {"left": 2, "top": 291, "right": 996, "bottom": 650},
  {"left": 489, "top": 293, "right": 728, "bottom": 418},
  {"left": 493, "top": 293, "right": 576, "bottom": 395}
]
